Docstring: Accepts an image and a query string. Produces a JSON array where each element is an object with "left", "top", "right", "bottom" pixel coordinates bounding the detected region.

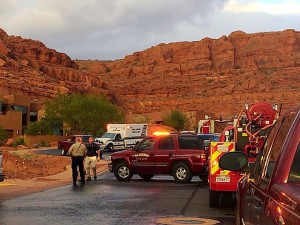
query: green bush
[
  {"left": 12, "top": 137, "right": 26, "bottom": 147},
  {"left": 162, "top": 110, "right": 188, "bottom": 132},
  {"left": 24, "top": 120, "right": 57, "bottom": 136}
]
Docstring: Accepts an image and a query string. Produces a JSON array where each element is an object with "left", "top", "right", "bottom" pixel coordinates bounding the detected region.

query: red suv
[
  {"left": 219, "top": 104, "right": 300, "bottom": 225},
  {"left": 108, "top": 133, "right": 208, "bottom": 183}
]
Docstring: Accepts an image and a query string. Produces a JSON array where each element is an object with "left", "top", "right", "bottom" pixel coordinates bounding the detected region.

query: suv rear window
[{"left": 178, "top": 136, "right": 201, "bottom": 150}]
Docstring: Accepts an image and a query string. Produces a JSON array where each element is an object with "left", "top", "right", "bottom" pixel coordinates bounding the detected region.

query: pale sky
[{"left": 0, "top": 0, "right": 299, "bottom": 60}]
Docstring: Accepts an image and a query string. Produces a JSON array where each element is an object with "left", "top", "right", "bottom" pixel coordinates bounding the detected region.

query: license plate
[{"left": 216, "top": 176, "right": 230, "bottom": 182}]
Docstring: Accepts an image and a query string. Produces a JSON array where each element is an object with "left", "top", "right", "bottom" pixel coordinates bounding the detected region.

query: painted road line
[
  {"left": 156, "top": 217, "right": 220, "bottom": 225},
  {"left": 0, "top": 183, "right": 17, "bottom": 187}
]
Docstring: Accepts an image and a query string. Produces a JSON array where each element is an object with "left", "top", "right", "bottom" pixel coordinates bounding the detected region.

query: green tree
[
  {"left": 162, "top": 110, "right": 188, "bottom": 131},
  {"left": 44, "top": 94, "right": 124, "bottom": 135},
  {"left": 0, "top": 125, "right": 8, "bottom": 146},
  {"left": 24, "top": 119, "right": 60, "bottom": 135}
]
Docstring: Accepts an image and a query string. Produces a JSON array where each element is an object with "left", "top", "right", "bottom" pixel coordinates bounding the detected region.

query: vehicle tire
[
  {"left": 60, "top": 147, "right": 66, "bottom": 156},
  {"left": 172, "top": 163, "right": 191, "bottom": 183},
  {"left": 114, "top": 162, "right": 133, "bottom": 181},
  {"left": 219, "top": 192, "right": 233, "bottom": 208},
  {"left": 139, "top": 174, "right": 154, "bottom": 180},
  {"left": 209, "top": 190, "right": 220, "bottom": 208},
  {"left": 107, "top": 144, "right": 114, "bottom": 152}
]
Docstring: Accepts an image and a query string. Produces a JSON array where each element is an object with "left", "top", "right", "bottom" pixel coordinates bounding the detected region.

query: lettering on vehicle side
[{"left": 134, "top": 153, "right": 149, "bottom": 157}]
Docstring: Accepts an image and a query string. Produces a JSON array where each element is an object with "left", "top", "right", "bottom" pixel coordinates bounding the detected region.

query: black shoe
[
  {"left": 94, "top": 175, "right": 97, "bottom": 180},
  {"left": 78, "top": 179, "right": 85, "bottom": 183},
  {"left": 86, "top": 177, "right": 91, "bottom": 181},
  {"left": 73, "top": 182, "right": 77, "bottom": 186}
]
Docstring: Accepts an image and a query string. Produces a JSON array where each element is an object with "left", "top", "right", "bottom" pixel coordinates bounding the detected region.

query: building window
[
  {"left": 12, "top": 106, "right": 28, "bottom": 126},
  {"left": 30, "top": 112, "right": 38, "bottom": 122}
]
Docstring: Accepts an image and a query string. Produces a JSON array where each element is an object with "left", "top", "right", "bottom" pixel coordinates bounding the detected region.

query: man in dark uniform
[
  {"left": 68, "top": 136, "right": 87, "bottom": 186},
  {"left": 85, "top": 136, "right": 100, "bottom": 181}
]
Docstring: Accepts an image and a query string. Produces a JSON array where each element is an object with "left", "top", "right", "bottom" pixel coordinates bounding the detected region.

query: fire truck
[{"left": 208, "top": 102, "right": 280, "bottom": 208}]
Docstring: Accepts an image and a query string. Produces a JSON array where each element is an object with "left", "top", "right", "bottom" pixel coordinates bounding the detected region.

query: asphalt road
[
  {"left": 0, "top": 149, "right": 236, "bottom": 225},
  {"left": 0, "top": 174, "right": 235, "bottom": 225}
]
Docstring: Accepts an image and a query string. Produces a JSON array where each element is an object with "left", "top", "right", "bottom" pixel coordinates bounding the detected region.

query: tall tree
[{"left": 44, "top": 94, "right": 124, "bottom": 135}]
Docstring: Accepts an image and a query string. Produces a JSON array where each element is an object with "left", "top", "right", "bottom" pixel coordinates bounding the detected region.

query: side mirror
[
  {"left": 219, "top": 152, "right": 248, "bottom": 172},
  {"left": 132, "top": 143, "right": 139, "bottom": 151},
  {"left": 203, "top": 140, "right": 210, "bottom": 151},
  {"left": 203, "top": 140, "right": 210, "bottom": 147}
]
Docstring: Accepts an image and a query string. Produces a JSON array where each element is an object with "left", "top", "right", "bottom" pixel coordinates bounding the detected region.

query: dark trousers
[{"left": 71, "top": 156, "right": 85, "bottom": 183}]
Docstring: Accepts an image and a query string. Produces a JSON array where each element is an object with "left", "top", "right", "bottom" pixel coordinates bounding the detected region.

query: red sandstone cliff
[
  {"left": 0, "top": 27, "right": 299, "bottom": 118},
  {"left": 0, "top": 28, "right": 106, "bottom": 100},
  {"left": 77, "top": 29, "right": 300, "bottom": 117}
]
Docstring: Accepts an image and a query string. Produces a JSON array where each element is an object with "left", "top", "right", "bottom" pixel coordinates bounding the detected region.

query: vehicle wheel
[
  {"left": 139, "top": 174, "right": 154, "bottom": 180},
  {"left": 172, "top": 163, "right": 191, "bottom": 183},
  {"left": 114, "top": 162, "right": 133, "bottom": 181},
  {"left": 60, "top": 147, "right": 66, "bottom": 156},
  {"left": 209, "top": 190, "right": 220, "bottom": 208},
  {"left": 199, "top": 175, "right": 208, "bottom": 183},
  {"left": 107, "top": 144, "right": 114, "bottom": 152}
]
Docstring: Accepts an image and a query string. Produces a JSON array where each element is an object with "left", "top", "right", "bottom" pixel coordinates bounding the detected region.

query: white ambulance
[{"left": 95, "top": 124, "right": 148, "bottom": 151}]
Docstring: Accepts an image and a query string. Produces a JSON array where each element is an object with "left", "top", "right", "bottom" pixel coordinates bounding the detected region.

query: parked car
[
  {"left": 219, "top": 104, "right": 300, "bottom": 225},
  {"left": 58, "top": 135, "right": 103, "bottom": 157},
  {"left": 108, "top": 133, "right": 208, "bottom": 183},
  {"left": 0, "top": 150, "right": 4, "bottom": 182}
]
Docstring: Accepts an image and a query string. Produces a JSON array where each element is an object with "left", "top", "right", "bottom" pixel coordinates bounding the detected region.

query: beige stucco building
[{"left": 0, "top": 95, "right": 41, "bottom": 139}]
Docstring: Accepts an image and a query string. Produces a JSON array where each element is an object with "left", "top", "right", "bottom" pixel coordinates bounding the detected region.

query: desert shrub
[
  {"left": 12, "top": 137, "right": 26, "bottom": 147},
  {"left": 162, "top": 110, "right": 188, "bottom": 132},
  {"left": 24, "top": 119, "right": 57, "bottom": 135}
]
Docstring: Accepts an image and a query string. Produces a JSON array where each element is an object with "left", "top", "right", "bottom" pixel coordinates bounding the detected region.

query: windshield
[{"left": 101, "top": 133, "right": 116, "bottom": 138}]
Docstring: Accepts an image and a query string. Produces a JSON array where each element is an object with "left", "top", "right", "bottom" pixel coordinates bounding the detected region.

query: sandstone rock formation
[
  {"left": 0, "top": 28, "right": 107, "bottom": 100},
  {"left": 0, "top": 27, "right": 299, "bottom": 119},
  {"left": 77, "top": 29, "right": 300, "bottom": 117}
]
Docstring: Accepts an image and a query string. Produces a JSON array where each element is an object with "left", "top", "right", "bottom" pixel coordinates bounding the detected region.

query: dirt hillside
[{"left": 2, "top": 148, "right": 70, "bottom": 180}]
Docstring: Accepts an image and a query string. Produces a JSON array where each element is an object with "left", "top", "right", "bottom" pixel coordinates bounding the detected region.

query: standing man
[
  {"left": 68, "top": 136, "right": 87, "bottom": 186},
  {"left": 85, "top": 136, "right": 100, "bottom": 181}
]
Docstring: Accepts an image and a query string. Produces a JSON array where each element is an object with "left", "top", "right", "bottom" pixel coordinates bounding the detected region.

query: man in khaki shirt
[{"left": 68, "top": 136, "right": 87, "bottom": 186}]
